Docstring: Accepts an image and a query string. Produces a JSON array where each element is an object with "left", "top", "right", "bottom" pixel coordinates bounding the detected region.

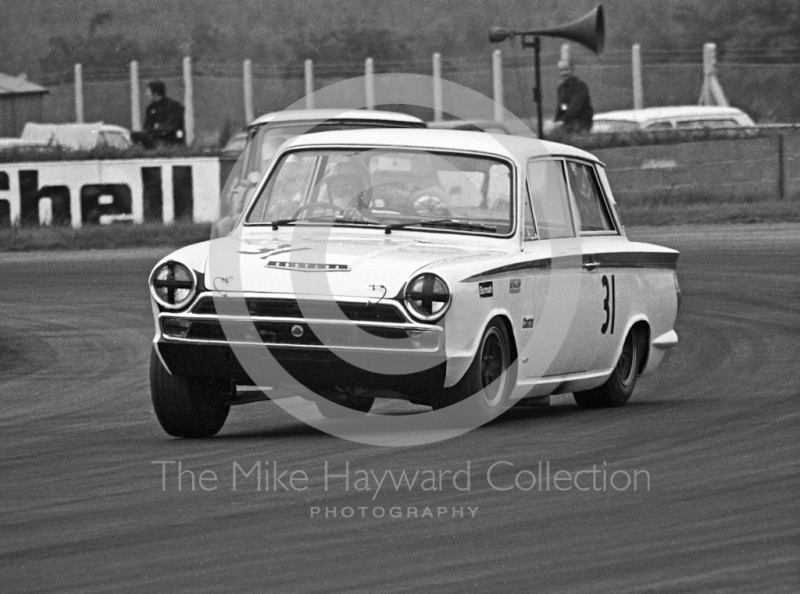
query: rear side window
[
  {"left": 644, "top": 121, "right": 673, "bottom": 130},
  {"left": 565, "top": 161, "right": 614, "bottom": 233},
  {"left": 592, "top": 119, "right": 640, "bottom": 133},
  {"left": 676, "top": 119, "right": 739, "bottom": 129},
  {"left": 527, "top": 160, "right": 574, "bottom": 239}
]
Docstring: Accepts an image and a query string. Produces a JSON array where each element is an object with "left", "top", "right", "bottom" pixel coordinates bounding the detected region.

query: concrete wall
[{"left": 595, "top": 135, "right": 798, "bottom": 203}]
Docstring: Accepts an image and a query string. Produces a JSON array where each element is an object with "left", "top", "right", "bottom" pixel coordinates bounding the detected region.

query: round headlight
[
  {"left": 404, "top": 273, "right": 451, "bottom": 322},
  {"left": 150, "top": 261, "right": 197, "bottom": 309}
]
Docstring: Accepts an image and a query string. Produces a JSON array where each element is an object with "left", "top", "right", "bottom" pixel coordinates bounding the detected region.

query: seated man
[{"left": 319, "top": 161, "right": 373, "bottom": 219}]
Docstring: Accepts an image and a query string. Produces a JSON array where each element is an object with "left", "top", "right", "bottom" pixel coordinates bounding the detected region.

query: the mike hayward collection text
[{"left": 152, "top": 460, "right": 651, "bottom": 496}]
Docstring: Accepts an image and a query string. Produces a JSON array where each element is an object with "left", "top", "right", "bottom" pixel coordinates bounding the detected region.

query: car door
[
  {"left": 523, "top": 158, "right": 597, "bottom": 377},
  {"left": 563, "top": 159, "right": 624, "bottom": 372}
]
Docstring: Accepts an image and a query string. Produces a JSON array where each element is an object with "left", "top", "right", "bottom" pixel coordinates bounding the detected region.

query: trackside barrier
[
  {"left": 594, "top": 134, "right": 800, "bottom": 202},
  {"left": 0, "top": 158, "right": 220, "bottom": 227},
  {"left": 0, "top": 134, "right": 798, "bottom": 228}
]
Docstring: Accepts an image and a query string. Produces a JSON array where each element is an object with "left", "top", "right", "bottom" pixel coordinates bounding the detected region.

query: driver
[{"left": 321, "top": 161, "right": 373, "bottom": 218}]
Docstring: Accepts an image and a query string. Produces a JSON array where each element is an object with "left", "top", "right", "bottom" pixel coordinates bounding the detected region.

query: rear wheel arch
[{"left": 630, "top": 319, "right": 650, "bottom": 375}]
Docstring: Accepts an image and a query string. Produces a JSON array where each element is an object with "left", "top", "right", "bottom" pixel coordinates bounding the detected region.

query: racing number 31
[{"left": 601, "top": 274, "right": 616, "bottom": 334}]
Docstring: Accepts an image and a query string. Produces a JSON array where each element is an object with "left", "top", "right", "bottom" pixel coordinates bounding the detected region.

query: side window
[
  {"left": 101, "top": 132, "right": 131, "bottom": 149},
  {"left": 676, "top": 119, "right": 738, "bottom": 129},
  {"left": 644, "top": 121, "right": 673, "bottom": 130},
  {"left": 523, "top": 184, "right": 536, "bottom": 241},
  {"left": 526, "top": 159, "right": 574, "bottom": 239},
  {"left": 565, "top": 161, "right": 614, "bottom": 233}
]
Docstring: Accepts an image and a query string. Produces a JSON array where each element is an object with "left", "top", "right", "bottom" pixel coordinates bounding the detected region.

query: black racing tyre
[
  {"left": 315, "top": 395, "right": 374, "bottom": 418},
  {"left": 574, "top": 327, "right": 642, "bottom": 409},
  {"left": 434, "top": 318, "right": 514, "bottom": 421},
  {"left": 149, "top": 347, "right": 230, "bottom": 437}
]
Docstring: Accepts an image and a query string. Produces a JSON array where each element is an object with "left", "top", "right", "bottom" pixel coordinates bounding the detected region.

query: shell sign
[{"left": 0, "top": 158, "right": 221, "bottom": 227}]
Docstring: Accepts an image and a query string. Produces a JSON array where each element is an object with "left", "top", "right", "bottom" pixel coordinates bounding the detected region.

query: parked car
[
  {"left": 212, "top": 109, "right": 426, "bottom": 238},
  {"left": 592, "top": 105, "right": 755, "bottom": 132},
  {"left": 21, "top": 122, "right": 133, "bottom": 150},
  {"left": 149, "top": 128, "right": 680, "bottom": 437}
]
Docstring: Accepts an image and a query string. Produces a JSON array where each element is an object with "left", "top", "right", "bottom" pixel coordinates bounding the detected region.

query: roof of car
[
  {"left": 594, "top": 105, "right": 751, "bottom": 123},
  {"left": 281, "top": 128, "right": 601, "bottom": 163},
  {"left": 250, "top": 109, "right": 425, "bottom": 128}
]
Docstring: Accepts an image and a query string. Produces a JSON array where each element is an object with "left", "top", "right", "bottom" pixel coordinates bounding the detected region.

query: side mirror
[{"left": 247, "top": 171, "right": 261, "bottom": 185}]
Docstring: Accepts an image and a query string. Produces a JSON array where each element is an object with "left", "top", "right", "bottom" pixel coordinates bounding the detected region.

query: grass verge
[
  {"left": 1, "top": 200, "right": 798, "bottom": 251},
  {"left": 0, "top": 221, "right": 212, "bottom": 252}
]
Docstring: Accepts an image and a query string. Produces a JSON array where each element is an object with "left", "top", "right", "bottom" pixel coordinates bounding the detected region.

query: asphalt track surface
[{"left": 1, "top": 224, "right": 798, "bottom": 593}]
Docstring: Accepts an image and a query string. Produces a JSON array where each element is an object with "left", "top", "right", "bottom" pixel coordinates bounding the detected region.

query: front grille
[
  {"left": 185, "top": 320, "right": 415, "bottom": 348},
  {"left": 191, "top": 296, "right": 406, "bottom": 323}
]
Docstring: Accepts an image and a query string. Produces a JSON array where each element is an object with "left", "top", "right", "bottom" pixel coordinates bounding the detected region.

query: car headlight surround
[
  {"left": 150, "top": 261, "right": 197, "bottom": 310},
  {"left": 404, "top": 273, "right": 451, "bottom": 323}
]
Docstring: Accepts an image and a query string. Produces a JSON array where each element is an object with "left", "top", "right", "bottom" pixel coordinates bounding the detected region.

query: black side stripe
[{"left": 462, "top": 251, "right": 678, "bottom": 282}]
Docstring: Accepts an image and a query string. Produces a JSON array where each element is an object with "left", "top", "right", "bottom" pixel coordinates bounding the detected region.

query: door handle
[{"left": 583, "top": 261, "right": 600, "bottom": 271}]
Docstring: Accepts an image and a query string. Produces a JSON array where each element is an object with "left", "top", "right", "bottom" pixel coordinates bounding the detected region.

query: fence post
[
  {"left": 243, "top": 59, "right": 254, "bottom": 124},
  {"left": 130, "top": 60, "right": 141, "bottom": 131},
  {"left": 560, "top": 43, "right": 570, "bottom": 64},
  {"left": 432, "top": 53, "right": 443, "bottom": 122},
  {"left": 183, "top": 56, "right": 194, "bottom": 145},
  {"left": 365, "top": 58, "right": 375, "bottom": 109},
  {"left": 304, "top": 59, "right": 315, "bottom": 109},
  {"left": 162, "top": 165, "right": 174, "bottom": 225},
  {"left": 492, "top": 49, "right": 504, "bottom": 122},
  {"left": 74, "top": 63, "right": 84, "bottom": 123},
  {"left": 777, "top": 134, "right": 785, "bottom": 201},
  {"left": 632, "top": 43, "right": 644, "bottom": 110},
  {"left": 699, "top": 42, "right": 729, "bottom": 107}
]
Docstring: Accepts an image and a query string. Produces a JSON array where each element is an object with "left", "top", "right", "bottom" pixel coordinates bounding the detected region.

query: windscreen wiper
[
  {"left": 384, "top": 219, "right": 498, "bottom": 234},
  {"left": 271, "top": 215, "right": 382, "bottom": 230},
  {"left": 333, "top": 217, "right": 383, "bottom": 226}
]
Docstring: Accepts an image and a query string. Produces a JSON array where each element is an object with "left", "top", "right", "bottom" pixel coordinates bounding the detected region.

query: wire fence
[{"left": 35, "top": 53, "right": 800, "bottom": 146}]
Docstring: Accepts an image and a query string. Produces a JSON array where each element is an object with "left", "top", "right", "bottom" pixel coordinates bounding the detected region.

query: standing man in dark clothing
[
  {"left": 134, "top": 80, "right": 185, "bottom": 148},
  {"left": 554, "top": 61, "right": 594, "bottom": 134}
]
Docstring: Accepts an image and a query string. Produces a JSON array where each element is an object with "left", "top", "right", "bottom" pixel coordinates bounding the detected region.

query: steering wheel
[
  {"left": 292, "top": 202, "right": 341, "bottom": 219},
  {"left": 412, "top": 193, "right": 452, "bottom": 218}
]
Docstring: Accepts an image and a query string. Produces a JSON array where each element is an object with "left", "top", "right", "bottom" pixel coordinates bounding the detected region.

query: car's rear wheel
[
  {"left": 574, "top": 327, "right": 643, "bottom": 409},
  {"left": 150, "top": 347, "right": 230, "bottom": 437},
  {"left": 434, "top": 319, "right": 513, "bottom": 422}
]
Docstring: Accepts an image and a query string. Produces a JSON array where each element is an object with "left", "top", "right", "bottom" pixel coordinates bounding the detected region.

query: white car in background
[
  {"left": 592, "top": 105, "right": 755, "bottom": 132},
  {"left": 21, "top": 122, "right": 133, "bottom": 150},
  {"left": 213, "top": 109, "right": 426, "bottom": 237},
  {"left": 149, "top": 128, "right": 681, "bottom": 438}
]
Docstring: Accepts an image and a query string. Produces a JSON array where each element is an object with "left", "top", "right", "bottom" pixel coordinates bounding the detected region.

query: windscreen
[{"left": 246, "top": 148, "right": 514, "bottom": 235}]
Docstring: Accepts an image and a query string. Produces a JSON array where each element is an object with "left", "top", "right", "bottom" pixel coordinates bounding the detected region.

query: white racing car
[{"left": 149, "top": 128, "right": 680, "bottom": 437}]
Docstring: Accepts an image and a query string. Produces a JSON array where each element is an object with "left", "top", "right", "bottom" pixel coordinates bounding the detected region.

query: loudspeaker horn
[{"left": 528, "top": 5, "right": 605, "bottom": 55}]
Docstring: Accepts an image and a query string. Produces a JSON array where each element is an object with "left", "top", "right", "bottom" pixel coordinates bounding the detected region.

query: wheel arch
[
  {"left": 625, "top": 317, "right": 651, "bottom": 375},
  {"left": 443, "top": 309, "right": 518, "bottom": 388}
]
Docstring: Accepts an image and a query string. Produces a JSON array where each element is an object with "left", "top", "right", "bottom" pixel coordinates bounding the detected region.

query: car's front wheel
[
  {"left": 150, "top": 347, "right": 230, "bottom": 437},
  {"left": 434, "top": 318, "right": 514, "bottom": 422},
  {"left": 574, "top": 327, "right": 643, "bottom": 409}
]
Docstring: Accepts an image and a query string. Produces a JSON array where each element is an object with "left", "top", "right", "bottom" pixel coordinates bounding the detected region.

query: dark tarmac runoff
[{"left": 1, "top": 223, "right": 798, "bottom": 593}]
